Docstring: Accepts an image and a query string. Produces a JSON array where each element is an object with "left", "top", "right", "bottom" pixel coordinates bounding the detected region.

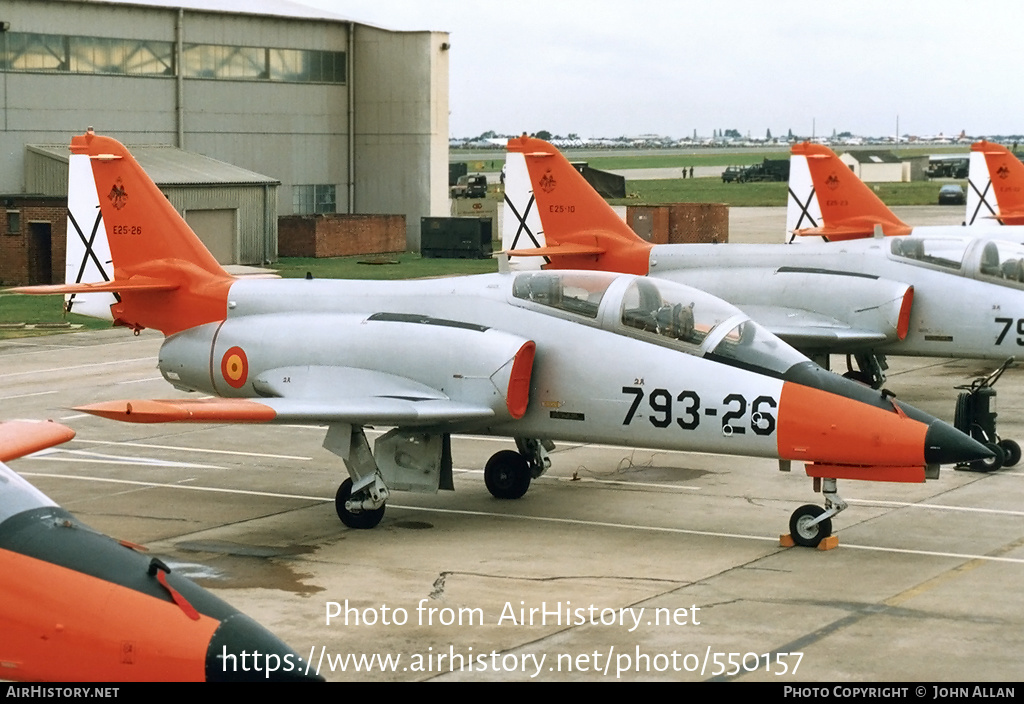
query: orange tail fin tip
[
  {"left": 787, "top": 142, "right": 911, "bottom": 241},
  {"left": 14, "top": 131, "right": 235, "bottom": 336},
  {"left": 504, "top": 136, "right": 653, "bottom": 275}
]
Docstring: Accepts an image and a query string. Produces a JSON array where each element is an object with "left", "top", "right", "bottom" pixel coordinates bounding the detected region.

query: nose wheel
[
  {"left": 788, "top": 477, "right": 846, "bottom": 548},
  {"left": 789, "top": 504, "right": 832, "bottom": 547}
]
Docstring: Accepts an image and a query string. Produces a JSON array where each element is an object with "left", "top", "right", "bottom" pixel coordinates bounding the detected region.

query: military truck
[
  {"left": 450, "top": 174, "right": 488, "bottom": 199},
  {"left": 733, "top": 158, "right": 790, "bottom": 183}
]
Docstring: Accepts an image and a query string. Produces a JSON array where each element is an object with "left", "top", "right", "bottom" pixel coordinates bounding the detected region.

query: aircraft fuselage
[
  {"left": 157, "top": 272, "right": 791, "bottom": 460},
  {"left": 648, "top": 232, "right": 1024, "bottom": 360}
]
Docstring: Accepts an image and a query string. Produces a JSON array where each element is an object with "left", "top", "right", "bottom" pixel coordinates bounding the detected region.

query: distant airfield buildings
[{"left": 0, "top": 0, "right": 449, "bottom": 283}]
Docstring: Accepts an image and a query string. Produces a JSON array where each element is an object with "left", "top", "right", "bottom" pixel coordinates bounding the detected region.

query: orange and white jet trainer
[
  {"left": 0, "top": 420, "right": 320, "bottom": 681},
  {"left": 12, "top": 131, "right": 992, "bottom": 547},
  {"left": 966, "top": 140, "right": 1024, "bottom": 226}
]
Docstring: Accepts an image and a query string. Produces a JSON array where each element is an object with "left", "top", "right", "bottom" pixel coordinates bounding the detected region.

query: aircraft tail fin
[
  {"left": 12, "top": 130, "right": 234, "bottom": 336},
  {"left": 786, "top": 142, "right": 910, "bottom": 242},
  {"left": 968, "top": 141, "right": 1024, "bottom": 226},
  {"left": 503, "top": 136, "right": 652, "bottom": 274}
]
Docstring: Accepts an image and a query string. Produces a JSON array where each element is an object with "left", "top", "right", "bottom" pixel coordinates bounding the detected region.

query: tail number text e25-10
[{"left": 621, "top": 387, "right": 777, "bottom": 436}]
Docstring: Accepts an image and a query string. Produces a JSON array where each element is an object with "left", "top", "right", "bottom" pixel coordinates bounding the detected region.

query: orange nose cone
[{"left": 776, "top": 382, "right": 928, "bottom": 467}]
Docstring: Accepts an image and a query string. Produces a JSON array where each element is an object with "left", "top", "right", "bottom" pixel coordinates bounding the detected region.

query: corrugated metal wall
[
  {"left": 2, "top": 0, "right": 450, "bottom": 254},
  {"left": 167, "top": 185, "right": 278, "bottom": 265}
]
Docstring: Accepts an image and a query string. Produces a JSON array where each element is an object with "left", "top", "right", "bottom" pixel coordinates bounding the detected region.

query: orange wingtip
[
  {"left": 10, "top": 278, "right": 178, "bottom": 295},
  {"left": 791, "top": 223, "right": 912, "bottom": 240},
  {"left": 0, "top": 421, "right": 76, "bottom": 462},
  {"left": 75, "top": 399, "right": 277, "bottom": 423},
  {"left": 506, "top": 243, "right": 606, "bottom": 258}
]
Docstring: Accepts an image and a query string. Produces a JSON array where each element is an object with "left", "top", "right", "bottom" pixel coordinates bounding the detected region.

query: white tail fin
[
  {"left": 966, "top": 149, "right": 999, "bottom": 225},
  {"left": 64, "top": 152, "right": 116, "bottom": 320},
  {"left": 785, "top": 150, "right": 823, "bottom": 243},
  {"left": 501, "top": 151, "right": 547, "bottom": 270}
]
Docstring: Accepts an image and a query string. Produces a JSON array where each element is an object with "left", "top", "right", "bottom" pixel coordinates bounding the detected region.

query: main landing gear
[
  {"left": 327, "top": 426, "right": 555, "bottom": 529},
  {"left": 484, "top": 438, "right": 553, "bottom": 500},
  {"left": 336, "top": 476, "right": 388, "bottom": 529},
  {"left": 788, "top": 477, "right": 847, "bottom": 548},
  {"left": 841, "top": 353, "right": 888, "bottom": 389}
]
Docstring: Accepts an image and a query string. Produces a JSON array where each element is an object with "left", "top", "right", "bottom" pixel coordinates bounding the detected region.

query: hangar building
[{"left": 0, "top": 0, "right": 449, "bottom": 283}]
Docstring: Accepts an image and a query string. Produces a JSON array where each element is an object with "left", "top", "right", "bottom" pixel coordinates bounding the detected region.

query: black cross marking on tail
[
  {"left": 967, "top": 177, "right": 999, "bottom": 226},
  {"left": 66, "top": 205, "right": 118, "bottom": 312},
  {"left": 787, "top": 186, "right": 823, "bottom": 243},
  {"left": 788, "top": 186, "right": 819, "bottom": 230},
  {"left": 503, "top": 192, "right": 550, "bottom": 265}
]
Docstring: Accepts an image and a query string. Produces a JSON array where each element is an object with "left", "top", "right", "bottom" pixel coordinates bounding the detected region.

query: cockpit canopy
[
  {"left": 511, "top": 271, "right": 808, "bottom": 376},
  {"left": 889, "top": 234, "right": 1024, "bottom": 288},
  {"left": 0, "top": 463, "right": 56, "bottom": 524}
]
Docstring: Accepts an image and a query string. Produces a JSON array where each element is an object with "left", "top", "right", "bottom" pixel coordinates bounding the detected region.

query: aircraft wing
[
  {"left": 75, "top": 366, "right": 498, "bottom": 426},
  {"left": 0, "top": 421, "right": 77, "bottom": 462},
  {"left": 737, "top": 305, "right": 891, "bottom": 349}
]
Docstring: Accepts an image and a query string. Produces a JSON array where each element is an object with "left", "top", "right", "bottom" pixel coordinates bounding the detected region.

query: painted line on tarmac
[
  {"left": 0, "top": 338, "right": 145, "bottom": 358},
  {"left": 26, "top": 449, "right": 228, "bottom": 470},
  {"left": 0, "top": 390, "right": 58, "bottom": 401},
  {"left": 18, "top": 472, "right": 1024, "bottom": 565},
  {"left": 849, "top": 498, "right": 1024, "bottom": 517},
  {"left": 0, "top": 356, "right": 155, "bottom": 379},
  {"left": 117, "top": 376, "right": 165, "bottom": 385},
  {"left": 72, "top": 438, "right": 312, "bottom": 461}
]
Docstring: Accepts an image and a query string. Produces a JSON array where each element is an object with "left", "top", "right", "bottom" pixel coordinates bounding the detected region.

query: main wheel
[
  {"left": 789, "top": 504, "right": 832, "bottom": 548},
  {"left": 484, "top": 450, "right": 531, "bottom": 500},
  {"left": 335, "top": 478, "right": 385, "bottom": 529},
  {"left": 998, "top": 439, "right": 1021, "bottom": 468},
  {"left": 971, "top": 442, "right": 1005, "bottom": 473}
]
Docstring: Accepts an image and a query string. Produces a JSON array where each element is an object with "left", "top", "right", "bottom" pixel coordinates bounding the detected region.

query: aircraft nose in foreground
[
  {"left": 772, "top": 362, "right": 991, "bottom": 547},
  {"left": 922, "top": 418, "right": 992, "bottom": 466}
]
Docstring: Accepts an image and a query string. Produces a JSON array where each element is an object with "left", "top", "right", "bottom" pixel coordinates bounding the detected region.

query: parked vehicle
[
  {"left": 450, "top": 174, "right": 488, "bottom": 199},
  {"left": 938, "top": 184, "right": 966, "bottom": 205}
]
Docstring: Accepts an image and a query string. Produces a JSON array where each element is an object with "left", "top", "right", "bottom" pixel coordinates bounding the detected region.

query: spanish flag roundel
[{"left": 221, "top": 346, "right": 248, "bottom": 389}]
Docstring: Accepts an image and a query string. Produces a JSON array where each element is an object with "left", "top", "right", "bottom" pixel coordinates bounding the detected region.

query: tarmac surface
[{"left": 3, "top": 207, "right": 1023, "bottom": 683}]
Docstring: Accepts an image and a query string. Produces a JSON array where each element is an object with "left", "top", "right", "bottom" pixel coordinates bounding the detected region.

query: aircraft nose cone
[
  {"left": 206, "top": 613, "right": 324, "bottom": 682},
  {"left": 923, "top": 420, "right": 993, "bottom": 466}
]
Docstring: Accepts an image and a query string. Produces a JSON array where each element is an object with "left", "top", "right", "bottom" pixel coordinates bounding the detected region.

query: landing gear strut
[
  {"left": 324, "top": 424, "right": 390, "bottom": 529},
  {"left": 484, "top": 438, "right": 553, "bottom": 500},
  {"left": 841, "top": 353, "right": 888, "bottom": 389},
  {"left": 789, "top": 477, "right": 847, "bottom": 548}
]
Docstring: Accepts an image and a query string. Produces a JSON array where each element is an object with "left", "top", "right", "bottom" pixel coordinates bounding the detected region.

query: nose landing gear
[{"left": 788, "top": 477, "right": 847, "bottom": 548}]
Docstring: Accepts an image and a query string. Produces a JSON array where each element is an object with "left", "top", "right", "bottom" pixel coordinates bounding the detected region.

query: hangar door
[{"left": 185, "top": 209, "right": 237, "bottom": 265}]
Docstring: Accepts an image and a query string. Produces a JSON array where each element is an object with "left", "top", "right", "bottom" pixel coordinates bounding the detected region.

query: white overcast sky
[{"left": 298, "top": 0, "right": 1024, "bottom": 140}]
